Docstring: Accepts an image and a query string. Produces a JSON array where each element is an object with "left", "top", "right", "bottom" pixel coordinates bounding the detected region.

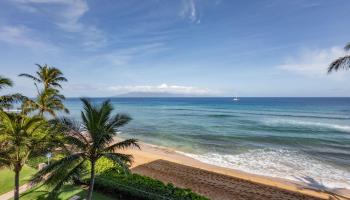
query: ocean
[{"left": 63, "top": 97, "right": 350, "bottom": 190}]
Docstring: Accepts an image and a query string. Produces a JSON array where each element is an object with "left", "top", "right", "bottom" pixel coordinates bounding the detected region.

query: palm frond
[
  {"left": 53, "top": 117, "right": 82, "bottom": 132},
  {"left": 65, "top": 135, "right": 88, "bottom": 150},
  {"left": 46, "top": 160, "right": 85, "bottom": 199},
  {"left": 18, "top": 73, "right": 41, "bottom": 83},
  {"left": 81, "top": 98, "right": 94, "bottom": 129},
  {"left": 0, "top": 76, "right": 13, "bottom": 89},
  {"left": 0, "top": 93, "right": 26, "bottom": 110},
  {"left": 97, "top": 100, "right": 113, "bottom": 127},
  {"left": 30, "top": 153, "right": 84, "bottom": 185},
  {"left": 328, "top": 56, "right": 350, "bottom": 73},
  {"left": 108, "top": 114, "right": 132, "bottom": 131},
  {"left": 44, "top": 158, "right": 85, "bottom": 187},
  {"left": 102, "top": 152, "right": 133, "bottom": 173},
  {"left": 105, "top": 139, "right": 140, "bottom": 152}
]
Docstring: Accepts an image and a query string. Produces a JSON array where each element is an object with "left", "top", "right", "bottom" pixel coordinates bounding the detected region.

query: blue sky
[{"left": 0, "top": 0, "right": 350, "bottom": 97}]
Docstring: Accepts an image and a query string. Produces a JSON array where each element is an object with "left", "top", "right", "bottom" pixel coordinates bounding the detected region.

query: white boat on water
[{"left": 233, "top": 96, "right": 239, "bottom": 101}]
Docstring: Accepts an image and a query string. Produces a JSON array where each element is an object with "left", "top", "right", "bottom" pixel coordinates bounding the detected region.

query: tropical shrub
[
  {"left": 93, "top": 157, "right": 124, "bottom": 174},
  {"left": 89, "top": 170, "right": 209, "bottom": 200}
]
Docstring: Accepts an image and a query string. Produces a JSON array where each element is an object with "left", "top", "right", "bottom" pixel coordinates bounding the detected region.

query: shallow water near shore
[{"left": 62, "top": 97, "right": 350, "bottom": 190}]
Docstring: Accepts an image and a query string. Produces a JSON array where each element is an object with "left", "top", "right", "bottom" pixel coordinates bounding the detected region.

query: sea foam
[
  {"left": 178, "top": 149, "right": 350, "bottom": 190},
  {"left": 263, "top": 119, "right": 350, "bottom": 133}
]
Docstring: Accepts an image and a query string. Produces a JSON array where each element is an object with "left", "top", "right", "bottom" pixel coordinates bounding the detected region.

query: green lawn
[
  {"left": 17, "top": 184, "right": 116, "bottom": 200},
  {"left": 0, "top": 165, "right": 37, "bottom": 195}
]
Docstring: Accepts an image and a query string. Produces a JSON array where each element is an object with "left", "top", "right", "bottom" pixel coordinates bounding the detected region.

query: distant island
[{"left": 115, "top": 92, "right": 211, "bottom": 97}]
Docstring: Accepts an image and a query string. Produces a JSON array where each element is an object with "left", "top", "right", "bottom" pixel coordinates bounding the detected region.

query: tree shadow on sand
[{"left": 295, "top": 176, "right": 350, "bottom": 200}]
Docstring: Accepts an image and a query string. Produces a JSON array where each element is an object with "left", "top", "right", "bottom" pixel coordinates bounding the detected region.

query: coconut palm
[
  {"left": 22, "top": 88, "right": 69, "bottom": 118},
  {"left": 19, "top": 64, "right": 67, "bottom": 90},
  {"left": 328, "top": 42, "right": 350, "bottom": 73},
  {"left": 0, "top": 112, "right": 53, "bottom": 200},
  {"left": 19, "top": 65, "right": 69, "bottom": 117},
  {"left": 31, "top": 98, "right": 139, "bottom": 200}
]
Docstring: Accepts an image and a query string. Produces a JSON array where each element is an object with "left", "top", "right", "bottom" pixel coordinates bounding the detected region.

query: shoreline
[{"left": 118, "top": 139, "right": 350, "bottom": 200}]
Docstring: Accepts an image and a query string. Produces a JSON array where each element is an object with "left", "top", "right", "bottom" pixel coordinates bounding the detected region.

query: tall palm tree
[
  {"left": 328, "top": 42, "right": 350, "bottom": 73},
  {"left": 19, "top": 64, "right": 67, "bottom": 90},
  {"left": 31, "top": 98, "right": 139, "bottom": 200},
  {"left": 22, "top": 88, "right": 69, "bottom": 118},
  {"left": 19, "top": 64, "right": 69, "bottom": 117},
  {"left": 0, "top": 112, "right": 53, "bottom": 200}
]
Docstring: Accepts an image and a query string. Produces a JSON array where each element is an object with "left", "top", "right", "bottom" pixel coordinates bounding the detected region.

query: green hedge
[
  {"left": 81, "top": 157, "right": 209, "bottom": 199},
  {"left": 90, "top": 170, "right": 209, "bottom": 200}
]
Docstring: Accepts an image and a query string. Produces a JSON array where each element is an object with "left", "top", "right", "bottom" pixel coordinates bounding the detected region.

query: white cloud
[
  {"left": 11, "top": 0, "right": 106, "bottom": 48},
  {"left": 180, "top": 0, "right": 200, "bottom": 24},
  {"left": 278, "top": 47, "right": 348, "bottom": 76},
  {"left": 0, "top": 25, "right": 56, "bottom": 50},
  {"left": 13, "top": 0, "right": 88, "bottom": 31},
  {"left": 107, "top": 83, "right": 212, "bottom": 95}
]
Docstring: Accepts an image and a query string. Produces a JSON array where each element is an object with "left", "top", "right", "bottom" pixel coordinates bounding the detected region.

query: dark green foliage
[
  {"left": 93, "top": 157, "right": 124, "bottom": 174},
  {"left": 27, "top": 156, "right": 47, "bottom": 169},
  {"left": 90, "top": 170, "right": 209, "bottom": 200},
  {"left": 27, "top": 154, "right": 65, "bottom": 169},
  {"left": 70, "top": 132, "right": 207, "bottom": 200}
]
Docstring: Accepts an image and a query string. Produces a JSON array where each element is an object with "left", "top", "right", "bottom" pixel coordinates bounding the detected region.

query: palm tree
[
  {"left": 31, "top": 98, "right": 139, "bottom": 200},
  {"left": 22, "top": 88, "right": 69, "bottom": 118},
  {"left": 0, "top": 112, "right": 53, "bottom": 200},
  {"left": 19, "top": 64, "right": 69, "bottom": 117},
  {"left": 19, "top": 64, "right": 67, "bottom": 90},
  {"left": 328, "top": 42, "right": 350, "bottom": 73}
]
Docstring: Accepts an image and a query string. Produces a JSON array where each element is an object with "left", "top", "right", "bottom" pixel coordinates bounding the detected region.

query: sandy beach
[{"left": 120, "top": 140, "right": 350, "bottom": 200}]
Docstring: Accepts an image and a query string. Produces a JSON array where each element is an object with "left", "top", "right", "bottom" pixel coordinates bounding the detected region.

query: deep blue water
[{"left": 62, "top": 97, "right": 350, "bottom": 189}]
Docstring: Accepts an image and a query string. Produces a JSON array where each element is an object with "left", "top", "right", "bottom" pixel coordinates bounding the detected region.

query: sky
[{"left": 0, "top": 0, "right": 350, "bottom": 97}]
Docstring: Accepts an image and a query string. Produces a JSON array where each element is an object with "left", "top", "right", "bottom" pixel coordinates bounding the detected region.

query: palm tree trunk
[
  {"left": 86, "top": 160, "right": 96, "bottom": 200},
  {"left": 14, "top": 167, "right": 20, "bottom": 200}
]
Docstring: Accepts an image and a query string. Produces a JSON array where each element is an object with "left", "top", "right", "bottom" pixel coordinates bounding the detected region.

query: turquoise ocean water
[{"left": 63, "top": 97, "right": 350, "bottom": 189}]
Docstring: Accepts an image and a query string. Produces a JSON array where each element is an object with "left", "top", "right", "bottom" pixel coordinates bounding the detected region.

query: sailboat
[{"left": 233, "top": 96, "right": 239, "bottom": 101}]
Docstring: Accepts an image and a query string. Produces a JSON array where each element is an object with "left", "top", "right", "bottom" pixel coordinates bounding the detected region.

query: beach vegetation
[
  {"left": 91, "top": 170, "right": 209, "bottom": 200},
  {"left": 0, "top": 111, "right": 58, "bottom": 200},
  {"left": 30, "top": 98, "right": 139, "bottom": 200}
]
